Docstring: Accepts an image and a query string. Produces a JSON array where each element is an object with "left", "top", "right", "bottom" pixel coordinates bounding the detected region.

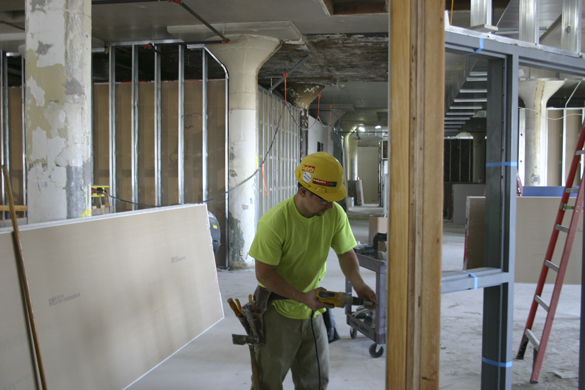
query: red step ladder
[{"left": 515, "top": 121, "right": 585, "bottom": 383}]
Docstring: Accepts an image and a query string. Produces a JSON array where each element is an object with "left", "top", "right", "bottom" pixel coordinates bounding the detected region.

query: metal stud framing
[
  {"left": 257, "top": 87, "right": 300, "bottom": 219},
  {"left": 178, "top": 44, "right": 185, "bottom": 205},
  {"left": 445, "top": 25, "right": 585, "bottom": 389},
  {"left": 154, "top": 46, "right": 162, "bottom": 207},
  {"left": 202, "top": 50, "right": 208, "bottom": 202},
  {"left": 21, "top": 56, "right": 26, "bottom": 214},
  {"left": 0, "top": 51, "right": 7, "bottom": 217},
  {"left": 109, "top": 46, "right": 117, "bottom": 212},
  {"left": 562, "top": 0, "right": 582, "bottom": 52},
  {"left": 131, "top": 45, "right": 139, "bottom": 210}
]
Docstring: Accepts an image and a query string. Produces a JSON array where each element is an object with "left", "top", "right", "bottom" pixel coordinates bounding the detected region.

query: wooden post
[
  {"left": 388, "top": 1, "right": 444, "bottom": 389},
  {"left": 2, "top": 165, "right": 46, "bottom": 389}
]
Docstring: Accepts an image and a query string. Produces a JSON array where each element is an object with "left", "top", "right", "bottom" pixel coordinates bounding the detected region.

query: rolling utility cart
[{"left": 345, "top": 250, "right": 386, "bottom": 358}]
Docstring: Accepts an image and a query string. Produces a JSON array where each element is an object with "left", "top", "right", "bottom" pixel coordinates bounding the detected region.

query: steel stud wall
[{"left": 257, "top": 87, "right": 301, "bottom": 219}]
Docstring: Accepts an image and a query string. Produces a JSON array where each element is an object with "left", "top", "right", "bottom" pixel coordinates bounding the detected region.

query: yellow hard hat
[{"left": 295, "top": 152, "right": 347, "bottom": 202}]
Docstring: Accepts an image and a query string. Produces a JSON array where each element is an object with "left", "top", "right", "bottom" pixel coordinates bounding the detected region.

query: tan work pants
[{"left": 253, "top": 305, "right": 329, "bottom": 390}]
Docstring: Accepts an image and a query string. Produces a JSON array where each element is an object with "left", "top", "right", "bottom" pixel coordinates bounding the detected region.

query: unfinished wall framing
[
  {"left": 0, "top": 44, "right": 230, "bottom": 267},
  {"left": 257, "top": 87, "right": 301, "bottom": 219}
]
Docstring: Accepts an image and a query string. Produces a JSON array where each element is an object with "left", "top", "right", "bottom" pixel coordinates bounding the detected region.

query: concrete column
[
  {"left": 206, "top": 35, "right": 280, "bottom": 269},
  {"left": 518, "top": 79, "right": 564, "bottom": 186},
  {"left": 25, "top": 0, "right": 92, "bottom": 223},
  {"left": 287, "top": 83, "right": 325, "bottom": 160},
  {"left": 472, "top": 132, "right": 486, "bottom": 183}
]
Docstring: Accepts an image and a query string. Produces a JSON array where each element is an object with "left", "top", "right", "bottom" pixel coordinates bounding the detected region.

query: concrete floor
[{"left": 127, "top": 205, "right": 581, "bottom": 389}]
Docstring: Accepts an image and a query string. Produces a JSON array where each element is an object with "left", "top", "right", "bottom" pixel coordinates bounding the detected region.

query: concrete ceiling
[{"left": 1, "top": 1, "right": 584, "bottom": 146}]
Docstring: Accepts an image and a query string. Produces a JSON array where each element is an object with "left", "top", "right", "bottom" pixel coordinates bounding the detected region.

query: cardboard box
[{"left": 369, "top": 214, "right": 388, "bottom": 244}]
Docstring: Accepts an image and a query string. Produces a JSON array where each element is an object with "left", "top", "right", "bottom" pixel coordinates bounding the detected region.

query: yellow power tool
[{"left": 316, "top": 290, "right": 373, "bottom": 308}]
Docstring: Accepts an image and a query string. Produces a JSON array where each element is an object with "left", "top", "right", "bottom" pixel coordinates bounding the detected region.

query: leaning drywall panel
[
  {"left": 515, "top": 197, "right": 582, "bottom": 284},
  {"left": 464, "top": 196, "right": 582, "bottom": 284},
  {"left": 451, "top": 184, "right": 485, "bottom": 224},
  {"left": 0, "top": 204, "right": 223, "bottom": 390},
  {"left": 0, "top": 232, "right": 38, "bottom": 390}
]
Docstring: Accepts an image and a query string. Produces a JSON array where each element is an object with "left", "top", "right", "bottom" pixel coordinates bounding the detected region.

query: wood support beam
[{"left": 388, "top": 1, "right": 444, "bottom": 388}]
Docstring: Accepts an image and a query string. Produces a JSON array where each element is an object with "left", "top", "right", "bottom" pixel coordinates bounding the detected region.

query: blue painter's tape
[
  {"left": 486, "top": 162, "right": 518, "bottom": 167},
  {"left": 465, "top": 38, "right": 484, "bottom": 56},
  {"left": 482, "top": 356, "right": 513, "bottom": 368},
  {"left": 468, "top": 272, "right": 478, "bottom": 290}
]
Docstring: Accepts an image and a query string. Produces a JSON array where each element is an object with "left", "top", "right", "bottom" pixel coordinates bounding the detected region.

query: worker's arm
[
  {"left": 338, "top": 249, "right": 377, "bottom": 308},
  {"left": 255, "top": 259, "right": 331, "bottom": 312}
]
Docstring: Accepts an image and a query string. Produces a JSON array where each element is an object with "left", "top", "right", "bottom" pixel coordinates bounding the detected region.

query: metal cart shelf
[{"left": 345, "top": 251, "right": 386, "bottom": 358}]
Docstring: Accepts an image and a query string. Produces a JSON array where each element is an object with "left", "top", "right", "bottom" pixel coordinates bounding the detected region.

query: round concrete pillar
[
  {"left": 206, "top": 35, "right": 280, "bottom": 269},
  {"left": 518, "top": 79, "right": 564, "bottom": 186},
  {"left": 25, "top": 0, "right": 92, "bottom": 223}
]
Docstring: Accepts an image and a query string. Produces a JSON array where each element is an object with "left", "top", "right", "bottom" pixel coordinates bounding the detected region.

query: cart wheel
[
  {"left": 350, "top": 327, "right": 357, "bottom": 339},
  {"left": 369, "top": 343, "right": 384, "bottom": 358}
]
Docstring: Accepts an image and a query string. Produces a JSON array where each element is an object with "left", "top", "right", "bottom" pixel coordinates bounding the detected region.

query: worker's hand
[
  {"left": 301, "top": 287, "right": 334, "bottom": 311},
  {"left": 353, "top": 283, "right": 377, "bottom": 309}
]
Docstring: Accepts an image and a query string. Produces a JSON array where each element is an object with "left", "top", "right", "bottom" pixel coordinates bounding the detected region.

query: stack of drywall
[
  {"left": 465, "top": 196, "right": 582, "bottom": 284},
  {"left": 0, "top": 204, "right": 223, "bottom": 390}
]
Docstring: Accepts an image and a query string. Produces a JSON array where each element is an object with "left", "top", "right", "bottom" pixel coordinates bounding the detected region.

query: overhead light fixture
[
  {"left": 375, "top": 125, "right": 381, "bottom": 129},
  {"left": 358, "top": 126, "right": 365, "bottom": 132}
]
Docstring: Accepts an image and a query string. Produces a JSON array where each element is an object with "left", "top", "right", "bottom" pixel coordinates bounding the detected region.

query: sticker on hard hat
[
  {"left": 303, "top": 172, "right": 312, "bottom": 183},
  {"left": 302, "top": 165, "right": 316, "bottom": 173},
  {"left": 313, "top": 178, "right": 337, "bottom": 187}
]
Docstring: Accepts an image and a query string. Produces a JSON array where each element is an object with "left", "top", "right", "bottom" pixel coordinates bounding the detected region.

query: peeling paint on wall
[
  {"left": 25, "top": 0, "right": 92, "bottom": 223},
  {"left": 228, "top": 211, "right": 249, "bottom": 268}
]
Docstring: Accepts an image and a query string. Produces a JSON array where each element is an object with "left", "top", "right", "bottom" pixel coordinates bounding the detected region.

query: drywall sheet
[
  {"left": 464, "top": 197, "right": 582, "bottom": 284},
  {"left": 0, "top": 232, "right": 38, "bottom": 390},
  {"left": 0, "top": 204, "right": 223, "bottom": 390},
  {"left": 451, "top": 184, "right": 485, "bottom": 224},
  {"left": 464, "top": 196, "right": 485, "bottom": 270}
]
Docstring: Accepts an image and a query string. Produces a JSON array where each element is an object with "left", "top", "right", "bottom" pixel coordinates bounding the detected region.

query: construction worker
[{"left": 249, "top": 151, "right": 377, "bottom": 389}]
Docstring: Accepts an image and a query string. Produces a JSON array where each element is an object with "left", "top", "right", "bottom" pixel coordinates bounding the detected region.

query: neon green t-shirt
[{"left": 248, "top": 196, "right": 357, "bottom": 320}]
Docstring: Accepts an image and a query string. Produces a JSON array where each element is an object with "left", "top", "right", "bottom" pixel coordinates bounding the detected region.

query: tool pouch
[{"left": 253, "top": 285, "right": 273, "bottom": 313}]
